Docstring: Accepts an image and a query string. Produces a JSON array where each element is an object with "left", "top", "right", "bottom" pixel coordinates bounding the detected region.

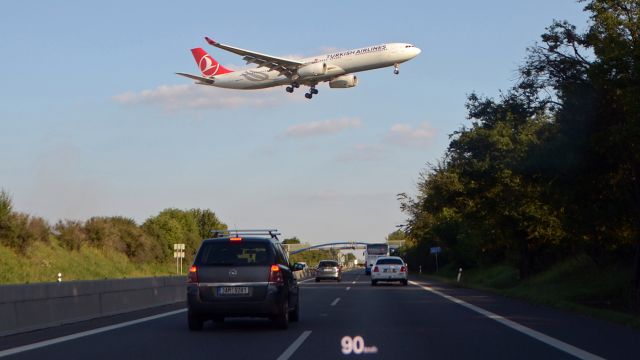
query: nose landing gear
[{"left": 393, "top": 63, "right": 400, "bottom": 75}]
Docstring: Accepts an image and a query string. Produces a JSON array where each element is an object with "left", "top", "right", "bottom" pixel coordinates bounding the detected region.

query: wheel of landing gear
[
  {"left": 293, "top": 82, "right": 300, "bottom": 88},
  {"left": 394, "top": 70, "right": 400, "bottom": 75},
  {"left": 286, "top": 86, "right": 293, "bottom": 93},
  {"left": 305, "top": 93, "right": 312, "bottom": 99},
  {"left": 311, "top": 88, "right": 318, "bottom": 95}
]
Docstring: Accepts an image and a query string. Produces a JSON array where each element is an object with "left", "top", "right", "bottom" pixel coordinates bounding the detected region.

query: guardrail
[
  {"left": 0, "top": 276, "right": 185, "bottom": 337},
  {"left": 0, "top": 267, "right": 338, "bottom": 337}
]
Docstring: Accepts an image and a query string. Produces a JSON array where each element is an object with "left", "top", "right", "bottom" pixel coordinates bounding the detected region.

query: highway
[{"left": 1, "top": 270, "right": 639, "bottom": 359}]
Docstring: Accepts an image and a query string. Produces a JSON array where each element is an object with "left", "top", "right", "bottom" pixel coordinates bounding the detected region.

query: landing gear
[
  {"left": 304, "top": 85, "right": 318, "bottom": 99},
  {"left": 393, "top": 63, "right": 400, "bottom": 75},
  {"left": 285, "top": 82, "right": 300, "bottom": 94}
]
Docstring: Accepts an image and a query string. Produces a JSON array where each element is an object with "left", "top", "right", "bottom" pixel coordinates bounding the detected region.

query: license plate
[
  {"left": 217, "top": 287, "right": 249, "bottom": 296},
  {"left": 383, "top": 269, "right": 388, "bottom": 273}
]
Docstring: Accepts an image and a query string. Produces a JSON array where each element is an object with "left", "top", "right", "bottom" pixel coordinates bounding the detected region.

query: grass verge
[
  {"left": 421, "top": 255, "right": 640, "bottom": 330},
  {"left": 0, "top": 240, "right": 176, "bottom": 284}
]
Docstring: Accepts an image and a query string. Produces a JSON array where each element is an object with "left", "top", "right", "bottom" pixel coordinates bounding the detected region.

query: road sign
[
  {"left": 430, "top": 247, "right": 441, "bottom": 254},
  {"left": 173, "top": 243, "right": 185, "bottom": 274}
]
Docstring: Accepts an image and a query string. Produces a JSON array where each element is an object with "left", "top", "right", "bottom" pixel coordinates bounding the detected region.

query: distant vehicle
[
  {"left": 292, "top": 262, "right": 307, "bottom": 271},
  {"left": 176, "top": 37, "right": 421, "bottom": 99},
  {"left": 315, "top": 260, "right": 342, "bottom": 282},
  {"left": 364, "top": 243, "right": 389, "bottom": 275},
  {"left": 371, "top": 256, "right": 408, "bottom": 286},
  {"left": 186, "top": 229, "right": 299, "bottom": 330}
]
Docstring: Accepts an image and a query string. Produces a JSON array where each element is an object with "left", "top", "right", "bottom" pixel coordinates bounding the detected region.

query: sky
[{"left": 0, "top": 0, "right": 590, "bottom": 245}]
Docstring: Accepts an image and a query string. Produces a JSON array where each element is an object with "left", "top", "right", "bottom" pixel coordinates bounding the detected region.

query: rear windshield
[
  {"left": 196, "top": 240, "right": 273, "bottom": 266},
  {"left": 318, "top": 261, "right": 339, "bottom": 267},
  {"left": 376, "top": 258, "right": 403, "bottom": 265}
]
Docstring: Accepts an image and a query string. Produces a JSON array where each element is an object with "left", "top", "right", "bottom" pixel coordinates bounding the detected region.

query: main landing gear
[
  {"left": 394, "top": 63, "right": 400, "bottom": 75},
  {"left": 305, "top": 85, "right": 319, "bottom": 99},
  {"left": 285, "top": 82, "right": 300, "bottom": 93},
  {"left": 285, "top": 83, "right": 318, "bottom": 99}
]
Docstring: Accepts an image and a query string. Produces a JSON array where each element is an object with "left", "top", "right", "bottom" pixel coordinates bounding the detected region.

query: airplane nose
[{"left": 414, "top": 47, "right": 422, "bottom": 56}]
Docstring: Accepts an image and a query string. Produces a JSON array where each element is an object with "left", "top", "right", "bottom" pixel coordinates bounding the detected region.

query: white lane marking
[
  {"left": 351, "top": 281, "right": 356, "bottom": 284},
  {"left": 299, "top": 278, "right": 316, "bottom": 283},
  {"left": 331, "top": 297, "right": 341, "bottom": 306},
  {"left": 409, "top": 281, "right": 605, "bottom": 360},
  {"left": 276, "top": 330, "right": 312, "bottom": 360},
  {"left": 346, "top": 287, "right": 351, "bottom": 291},
  {"left": 0, "top": 308, "right": 186, "bottom": 358}
]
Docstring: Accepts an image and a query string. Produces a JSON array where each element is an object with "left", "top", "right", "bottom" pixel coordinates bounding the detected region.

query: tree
[{"left": 283, "top": 237, "right": 301, "bottom": 244}]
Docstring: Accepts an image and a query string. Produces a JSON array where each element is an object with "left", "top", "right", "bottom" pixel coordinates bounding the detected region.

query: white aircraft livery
[{"left": 176, "top": 37, "right": 421, "bottom": 99}]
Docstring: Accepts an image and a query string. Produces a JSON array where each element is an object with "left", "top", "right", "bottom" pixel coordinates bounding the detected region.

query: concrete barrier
[{"left": 0, "top": 276, "right": 185, "bottom": 337}]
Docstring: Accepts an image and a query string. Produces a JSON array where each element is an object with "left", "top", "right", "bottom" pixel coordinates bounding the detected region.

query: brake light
[
  {"left": 373, "top": 266, "right": 379, "bottom": 272},
  {"left": 269, "top": 264, "right": 284, "bottom": 284},
  {"left": 400, "top": 266, "right": 406, "bottom": 272},
  {"left": 230, "top": 237, "right": 242, "bottom": 241},
  {"left": 188, "top": 265, "right": 198, "bottom": 283}
]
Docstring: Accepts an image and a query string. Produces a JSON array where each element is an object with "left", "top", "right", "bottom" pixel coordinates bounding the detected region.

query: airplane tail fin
[{"left": 190, "top": 48, "right": 233, "bottom": 77}]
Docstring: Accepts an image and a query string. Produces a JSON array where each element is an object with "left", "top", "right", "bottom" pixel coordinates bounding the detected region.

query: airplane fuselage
[{"left": 210, "top": 43, "right": 420, "bottom": 90}]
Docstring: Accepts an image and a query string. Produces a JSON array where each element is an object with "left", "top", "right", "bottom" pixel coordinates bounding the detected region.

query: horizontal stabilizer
[{"left": 175, "top": 72, "right": 215, "bottom": 85}]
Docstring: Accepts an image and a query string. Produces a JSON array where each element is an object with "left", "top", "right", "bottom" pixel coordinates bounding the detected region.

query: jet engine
[
  {"left": 329, "top": 74, "right": 358, "bottom": 88},
  {"left": 297, "top": 62, "right": 327, "bottom": 77}
]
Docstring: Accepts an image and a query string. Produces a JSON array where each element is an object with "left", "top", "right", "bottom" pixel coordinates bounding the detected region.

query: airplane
[{"left": 176, "top": 37, "right": 421, "bottom": 99}]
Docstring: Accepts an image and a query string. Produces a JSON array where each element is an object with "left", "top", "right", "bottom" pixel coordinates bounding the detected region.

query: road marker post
[
  {"left": 57, "top": 273, "right": 62, "bottom": 283},
  {"left": 457, "top": 268, "right": 462, "bottom": 282}
]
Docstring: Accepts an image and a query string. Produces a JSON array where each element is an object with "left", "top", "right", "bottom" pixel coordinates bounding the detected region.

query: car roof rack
[{"left": 210, "top": 229, "right": 281, "bottom": 240}]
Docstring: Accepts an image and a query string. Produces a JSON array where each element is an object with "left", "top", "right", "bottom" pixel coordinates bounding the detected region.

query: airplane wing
[
  {"left": 205, "top": 37, "right": 305, "bottom": 78},
  {"left": 175, "top": 72, "right": 215, "bottom": 85}
]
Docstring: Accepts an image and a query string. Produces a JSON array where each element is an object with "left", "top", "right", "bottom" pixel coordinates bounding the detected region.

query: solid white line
[
  {"left": 0, "top": 308, "right": 187, "bottom": 358},
  {"left": 299, "top": 278, "right": 315, "bottom": 283},
  {"left": 276, "top": 330, "right": 312, "bottom": 360},
  {"left": 346, "top": 287, "right": 351, "bottom": 291},
  {"left": 409, "top": 281, "right": 605, "bottom": 360},
  {"left": 331, "top": 298, "right": 341, "bottom": 306},
  {"left": 351, "top": 281, "right": 356, "bottom": 284}
]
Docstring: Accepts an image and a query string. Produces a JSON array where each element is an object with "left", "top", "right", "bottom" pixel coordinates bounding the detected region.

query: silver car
[{"left": 315, "top": 260, "right": 342, "bottom": 282}]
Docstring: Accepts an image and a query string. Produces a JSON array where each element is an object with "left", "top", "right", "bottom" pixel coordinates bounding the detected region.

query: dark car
[
  {"left": 186, "top": 229, "right": 299, "bottom": 330},
  {"left": 315, "top": 260, "right": 342, "bottom": 282}
]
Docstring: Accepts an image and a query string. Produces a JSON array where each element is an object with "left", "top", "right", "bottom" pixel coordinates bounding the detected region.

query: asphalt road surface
[{"left": 1, "top": 269, "right": 639, "bottom": 359}]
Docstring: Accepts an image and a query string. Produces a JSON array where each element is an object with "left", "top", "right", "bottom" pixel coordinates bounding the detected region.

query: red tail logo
[{"left": 191, "top": 48, "right": 233, "bottom": 77}]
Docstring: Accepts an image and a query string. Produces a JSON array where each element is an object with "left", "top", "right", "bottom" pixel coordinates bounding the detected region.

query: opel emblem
[{"left": 229, "top": 269, "right": 238, "bottom": 277}]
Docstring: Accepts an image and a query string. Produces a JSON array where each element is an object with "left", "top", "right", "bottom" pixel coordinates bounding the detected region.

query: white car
[{"left": 371, "top": 256, "right": 408, "bottom": 286}]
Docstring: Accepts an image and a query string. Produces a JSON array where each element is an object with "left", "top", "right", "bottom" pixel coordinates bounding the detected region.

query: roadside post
[
  {"left": 457, "top": 268, "right": 463, "bottom": 282},
  {"left": 430, "top": 247, "right": 441, "bottom": 272},
  {"left": 173, "top": 243, "right": 185, "bottom": 275},
  {"left": 57, "top": 273, "right": 62, "bottom": 283}
]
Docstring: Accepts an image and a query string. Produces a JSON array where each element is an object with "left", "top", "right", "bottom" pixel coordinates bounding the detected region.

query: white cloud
[
  {"left": 385, "top": 122, "right": 436, "bottom": 147},
  {"left": 282, "top": 117, "right": 362, "bottom": 138},
  {"left": 112, "top": 84, "right": 290, "bottom": 110}
]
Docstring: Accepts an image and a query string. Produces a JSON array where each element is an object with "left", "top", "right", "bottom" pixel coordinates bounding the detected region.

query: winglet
[{"left": 204, "top": 37, "right": 217, "bottom": 46}]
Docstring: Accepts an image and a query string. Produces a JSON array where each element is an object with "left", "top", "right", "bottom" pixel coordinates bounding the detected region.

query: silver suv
[{"left": 187, "top": 230, "right": 299, "bottom": 330}]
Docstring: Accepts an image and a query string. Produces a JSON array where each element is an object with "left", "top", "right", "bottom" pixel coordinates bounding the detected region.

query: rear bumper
[
  {"left": 371, "top": 272, "right": 407, "bottom": 281},
  {"left": 315, "top": 271, "right": 340, "bottom": 280},
  {"left": 187, "top": 284, "right": 284, "bottom": 318}
]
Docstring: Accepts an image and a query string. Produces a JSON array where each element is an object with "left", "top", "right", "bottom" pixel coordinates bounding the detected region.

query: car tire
[
  {"left": 371, "top": 280, "right": 377, "bottom": 286},
  {"left": 315, "top": 278, "right": 320, "bottom": 282},
  {"left": 274, "top": 299, "right": 289, "bottom": 329},
  {"left": 212, "top": 316, "right": 225, "bottom": 323},
  {"left": 188, "top": 311, "right": 204, "bottom": 331},
  {"left": 402, "top": 280, "right": 408, "bottom": 286},
  {"left": 289, "top": 299, "right": 300, "bottom": 322},
  {"left": 337, "top": 277, "right": 341, "bottom": 282}
]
